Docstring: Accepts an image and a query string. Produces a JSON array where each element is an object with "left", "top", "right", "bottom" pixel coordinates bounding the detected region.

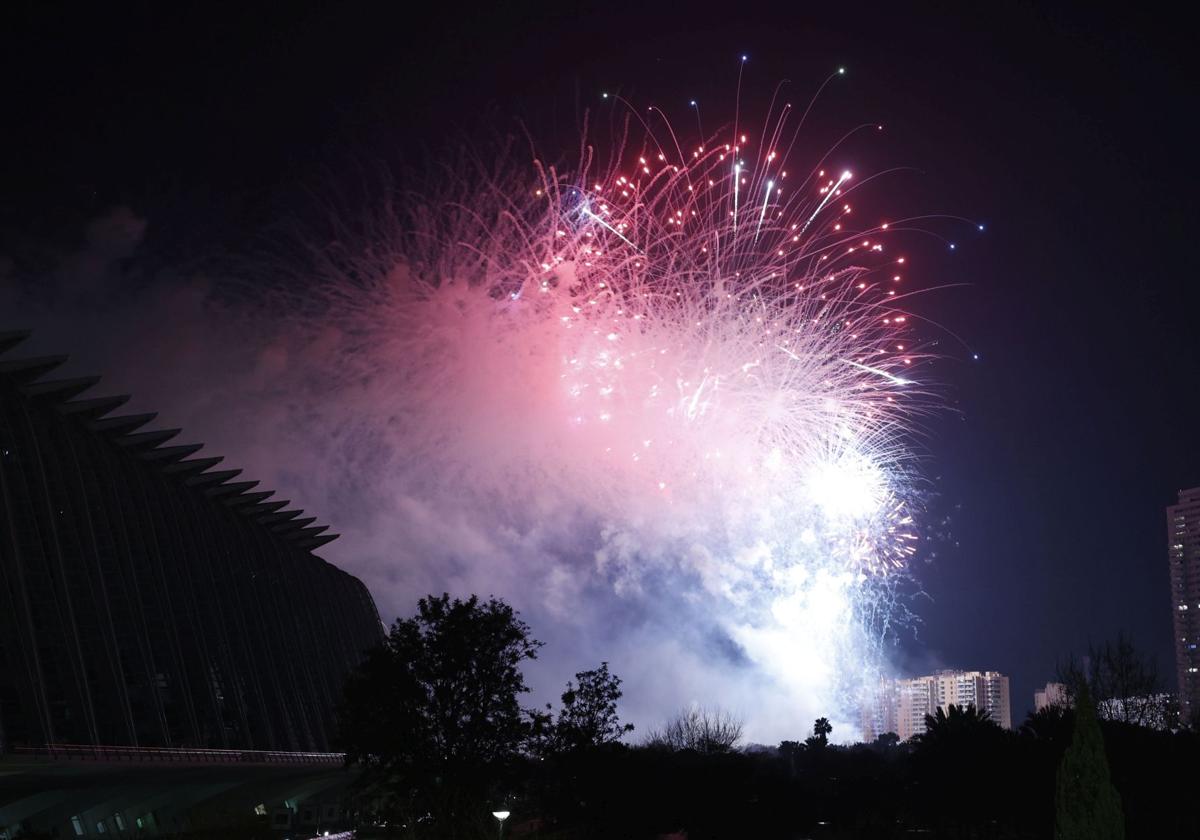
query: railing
[{"left": 13, "top": 743, "right": 346, "bottom": 765}]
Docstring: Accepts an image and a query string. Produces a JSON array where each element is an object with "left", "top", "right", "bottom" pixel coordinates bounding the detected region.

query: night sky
[{"left": 3, "top": 2, "right": 1197, "bottom": 723}]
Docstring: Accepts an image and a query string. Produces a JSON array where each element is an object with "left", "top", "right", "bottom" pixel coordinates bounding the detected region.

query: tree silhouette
[
  {"left": 1056, "top": 682, "right": 1124, "bottom": 839},
  {"left": 805, "top": 716, "right": 833, "bottom": 749},
  {"left": 870, "top": 731, "right": 900, "bottom": 751},
  {"left": 545, "top": 662, "right": 634, "bottom": 754},
  {"left": 525, "top": 663, "right": 634, "bottom": 834},
  {"left": 1058, "top": 631, "right": 1167, "bottom": 728},
  {"left": 338, "top": 594, "right": 541, "bottom": 837},
  {"left": 918, "top": 702, "right": 995, "bottom": 744},
  {"left": 1021, "top": 704, "right": 1074, "bottom": 744},
  {"left": 911, "top": 704, "right": 1008, "bottom": 834},
  {"left": 644, "top": 707, "right": 743, "bottom": 753}
]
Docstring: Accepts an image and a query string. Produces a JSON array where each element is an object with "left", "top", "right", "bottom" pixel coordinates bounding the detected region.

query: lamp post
[{"left": 491, "top": 809, "right": 510, "bottom": 840}]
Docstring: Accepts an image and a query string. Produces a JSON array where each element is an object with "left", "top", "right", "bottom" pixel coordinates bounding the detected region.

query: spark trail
[{"left": 281, "top": 70, "right": 966, "bottom": 739}]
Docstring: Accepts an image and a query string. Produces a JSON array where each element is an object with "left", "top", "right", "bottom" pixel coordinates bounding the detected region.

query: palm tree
[
  {"left": 805, "top": 717, "right": 833, "bottom": 749},
  {"left": 917, "top": 703, "right": 996, "bottom": 747},
  {"left": 1020, "top": 704, "right": 1074, "bottom": 743},
  {"left": 912, "top": 704, "right": 1007, "bottom": 834}
]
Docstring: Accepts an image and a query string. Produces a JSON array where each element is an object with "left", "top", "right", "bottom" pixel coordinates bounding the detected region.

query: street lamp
[{"left": 491, "top": 809, "right": 510, "bottom": 840}]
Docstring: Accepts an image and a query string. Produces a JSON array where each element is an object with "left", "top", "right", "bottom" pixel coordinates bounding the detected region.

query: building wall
[
  {"left": 935, "top": 670, "right": 1010, "bottom": 730},
  {"left": 1168, "top": 487, "right": 1200, "bottom": 723},
  {"left": 864, "top": 670, "right": 1013, "bottom": 741},
  {"left": 859, "top": 677, "right": 899, "bottom": 742},
  {"left": 1034, "top": 681, "right": 1067, "bottom": 712},
  {"left": 0, "top": 335, "right": 384, "bottom": 752},
  {"left": 896, "top": 677, "right": 936, "bottom": 742}
]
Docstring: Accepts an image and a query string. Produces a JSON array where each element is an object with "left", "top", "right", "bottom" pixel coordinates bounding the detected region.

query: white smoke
[{"left": 3, "top": 116, "right": 932, "bottom": 744}]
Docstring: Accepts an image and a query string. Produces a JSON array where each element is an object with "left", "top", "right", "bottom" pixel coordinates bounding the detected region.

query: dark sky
[{"left": 3, "top": 1, "right": 1197, "bottom": 720}]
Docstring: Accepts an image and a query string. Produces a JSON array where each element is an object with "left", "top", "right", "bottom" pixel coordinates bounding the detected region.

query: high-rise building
[
  {"left": 895, "top": 676, "right": 937, "bottom": 742},
  {"left": 859, "top": 676, "right": 899, "bottom": 742},
  {"left": 931, "top": 670, "right": 1012, "bottom": 730},
  {"left": 1168, "top": 487, "right": 1200, "bottom": 723},
  {"left": 862, "top": 669, "right": 1012, "bottom": 741},
  {"left": 0, "top": 331, "right": 384, "bottom": 752}
]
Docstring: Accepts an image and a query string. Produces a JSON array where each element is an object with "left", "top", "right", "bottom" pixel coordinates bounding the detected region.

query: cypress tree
[{"left": 1055, "top": 683, "right": 1124, "bottom": 839}]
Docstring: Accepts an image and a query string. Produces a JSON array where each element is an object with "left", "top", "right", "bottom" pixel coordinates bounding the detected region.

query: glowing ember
[{"left": 285, "top": 69, "right": 964, "bottom": 738}]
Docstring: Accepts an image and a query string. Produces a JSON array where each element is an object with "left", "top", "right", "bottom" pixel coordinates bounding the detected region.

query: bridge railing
[{"left": 14, "top": 743, "right": 346, "bottom": 765}]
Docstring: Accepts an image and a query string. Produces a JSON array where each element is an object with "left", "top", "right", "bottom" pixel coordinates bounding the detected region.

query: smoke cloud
[{"left": 4, "top": 136, "right": 925, "bottom": 745}]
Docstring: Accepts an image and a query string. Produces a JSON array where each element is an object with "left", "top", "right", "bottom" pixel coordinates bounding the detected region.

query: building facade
[
  {"left": 858, "top": 676, "right": 899, "bottom": 742},
  {"left": 862, "top": 669, "right": 1012, "bottom": 741},
  {"left": 0, "top": 331, "right": 383, "bottom": 752},
  {"left": 1168, "top": 487, "right": 1200, "bottom": 724},
  {"left": 1033, "top": 681, "right": 1067, "bottom": 712},
  {"left": 930, "top": 670, "right": 1012, "bottom": 730},
  {"left": 895, "top": 677, "right": 937, "bottom": 742}
]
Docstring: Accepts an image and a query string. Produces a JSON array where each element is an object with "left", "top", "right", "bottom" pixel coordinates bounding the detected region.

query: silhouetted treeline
[
  {"left": 338, "top": 595, "right": 1200, "bottom": 839},
  {"left": 518, "top": 714, "right": 1198, "bottom": 839}
]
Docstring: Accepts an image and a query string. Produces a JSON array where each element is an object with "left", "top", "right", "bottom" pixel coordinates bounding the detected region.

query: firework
[{"left": 282, "top": 69, "right": 962, "bottom": 739}]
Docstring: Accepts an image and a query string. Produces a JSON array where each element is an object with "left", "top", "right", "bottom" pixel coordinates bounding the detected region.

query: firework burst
[{"left": 284, "top": 70, "right": 964, "bottom": 738}]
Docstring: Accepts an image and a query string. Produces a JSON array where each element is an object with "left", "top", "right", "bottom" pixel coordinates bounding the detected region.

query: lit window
[
  {"left": 71, "top": 817, "right": 85, "bottom": 837},
  {"left": 96, "top": 822, "right": 106, "bottom": 834},
  {"left": 113, "top": 815, "right": 126, "bottom": 831}
]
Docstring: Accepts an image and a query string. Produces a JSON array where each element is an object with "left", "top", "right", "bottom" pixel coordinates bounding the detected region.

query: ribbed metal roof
[{"left": 0, "top": 331, "right": 337, "bottom": 551}]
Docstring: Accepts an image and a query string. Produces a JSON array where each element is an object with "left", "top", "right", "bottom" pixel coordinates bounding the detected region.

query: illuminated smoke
[{"left": 259, "top": 80, "right": 948, "bottom": 741}]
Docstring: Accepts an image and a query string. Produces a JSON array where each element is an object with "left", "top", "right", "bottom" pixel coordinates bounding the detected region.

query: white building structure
[
  {"left": 862, "top": 669, "right": 1012, "bottom": 742},
  {"left": 1034, "top": 681, "right": 1068, "bottom": 712}
]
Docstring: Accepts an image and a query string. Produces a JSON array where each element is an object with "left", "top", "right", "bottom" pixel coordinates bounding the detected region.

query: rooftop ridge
[{"left": 0, "top": 332, "right": 338, "bottom": 552}]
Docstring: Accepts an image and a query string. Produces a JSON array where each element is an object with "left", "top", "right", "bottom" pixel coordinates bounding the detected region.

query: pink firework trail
[{"left": 287, "top": 68, "right": 970, "bottom": 740}]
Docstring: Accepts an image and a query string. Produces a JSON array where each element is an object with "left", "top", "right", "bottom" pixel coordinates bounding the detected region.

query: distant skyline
[{"left": 2, "top": 2, "right": 1197, "bottom": 731}]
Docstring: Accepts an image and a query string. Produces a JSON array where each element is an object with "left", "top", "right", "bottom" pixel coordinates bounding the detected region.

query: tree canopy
[
  {"left": 335, "top": 604, "right": 1185, "bottom": 838},
  {"left": 544, "top": 661, "right": 634, "bottom": 754},
  {"left": 338, "top": 593, "right": 541, "bottom": 835},
  {"left": 805, "top": 716, "right": 833, "bottom": 749},
  {"left": 644, "top": 706, "right": 744, "bottom": 753}
]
